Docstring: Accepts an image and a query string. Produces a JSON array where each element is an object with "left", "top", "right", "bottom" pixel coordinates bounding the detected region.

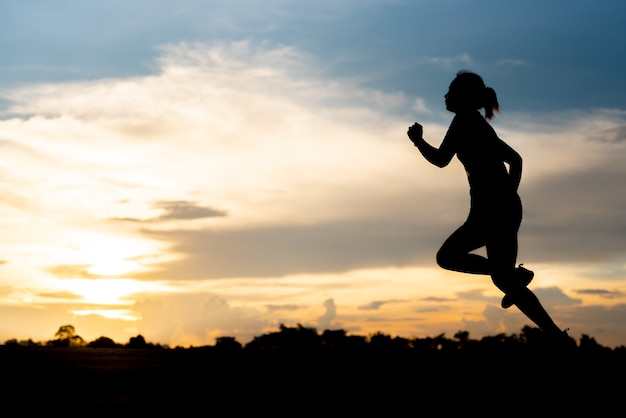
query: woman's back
[{"left": 449, "top": 111, "right": 513, "bottom": 199}]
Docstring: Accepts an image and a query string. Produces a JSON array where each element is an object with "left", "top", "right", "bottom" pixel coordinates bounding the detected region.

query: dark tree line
[
  {"left": 3, "top": 322, "right": 625, "bottom": 416},
  {"left": 238, "top": 323, "right": 624, "bottom": 356},
  {"left": 4, "top": 324, "right": 165, "bottom": 349},
  {"left": 4, "top": 323, "right": 625, "bottom": 355}
]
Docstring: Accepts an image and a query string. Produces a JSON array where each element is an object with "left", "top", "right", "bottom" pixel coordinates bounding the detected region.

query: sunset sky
[{"left": 1, "top": 0, "right": 625, "bottom": 348}]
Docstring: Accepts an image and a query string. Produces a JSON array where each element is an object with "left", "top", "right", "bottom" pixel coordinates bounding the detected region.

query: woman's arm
[{"left": 407, "top": 123, "right": 455, "bottom": 168}]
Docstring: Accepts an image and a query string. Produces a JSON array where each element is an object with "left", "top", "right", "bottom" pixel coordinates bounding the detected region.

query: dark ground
[{"left": 2, "top": 345, "right": 624, "bottom": 415}]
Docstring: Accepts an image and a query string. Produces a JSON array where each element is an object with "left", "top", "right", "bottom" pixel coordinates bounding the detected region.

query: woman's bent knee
[{"left": 436, "top": 249, "right": 453, "bottom": 270}]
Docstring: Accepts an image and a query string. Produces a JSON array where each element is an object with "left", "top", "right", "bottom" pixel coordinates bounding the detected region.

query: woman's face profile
[
  {"left": 444, "top": 88, "right": 458, "bottom": 112},
  {"left": 444, "top": 79, "right": 471, "bottom": 113},
  {"left": 445, "top": 78, "right": 459, "bottom": 112}
]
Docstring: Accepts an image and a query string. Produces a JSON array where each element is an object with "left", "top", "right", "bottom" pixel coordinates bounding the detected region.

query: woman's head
[{"left": 445, "top": 71, "right": 500, "bottom": 120}]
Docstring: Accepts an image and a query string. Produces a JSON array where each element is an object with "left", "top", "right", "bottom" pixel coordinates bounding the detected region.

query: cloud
[
  {"left": 574, "top": 289, "right": 624, "bottom": 299},
  {"left": 494, "top": 110, "right": 626, "bottom": 265},
  {"left": 135, "top": 293, "right": 271, "bottom": 346},
  {"left": 564, "top": 304, "right": 626, "bottom": 345},
  {"left": 414, "top": 306, "right": 449, "bottom": 313},
  {"left": 520, "top": 166, "right": 626, "bottom": 263},
  {"left": 412, "top": 98, "right": 431, "bottom": 114},
  {"left": 358, "top": 299, "right": 403, "bottom": 310},
  {"left": 47, "top": 264, "right": 104, "bottom": 280},
  {"left": 457, "top": 290, "right": 493, "bottom": 302},
  {"left": 113, "top": 200, "right": 227, "bottom": 222},
  {"left": 0, "top": 40, "right": 432, "bottom": 278},
  {"left": 590, "top": 125, "right": 626, "bottom": 144},
  {"left": 266, "top": 304, "right": 300, "bottom": 312},
  {"left": 533, "top": 287, "right": 583, "bottom": 307},
  {"left": 153, "top": 200, "right": 227, "bottom": 220},
  {"left": 318, "top": 298, "right": 339, "bottom": 330},
  {"left": 136, "top": 217, "right": 445, "bottom": 280},
  {"left": 424, "top": 53, "right": 472, "bottom": 70},
  {"left": 358, "top": 301, "right": 386, "bottom": 310},
  {"left": 37, "top": 290, "right": 82, "bottom": 300},
  {"left": 422, "top": 296, "right": 454, "bottom": 302}
]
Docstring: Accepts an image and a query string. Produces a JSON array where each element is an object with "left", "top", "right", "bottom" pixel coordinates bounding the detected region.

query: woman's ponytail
[{"left": 483, "top": 87, "right": 500, "bottom": 120}]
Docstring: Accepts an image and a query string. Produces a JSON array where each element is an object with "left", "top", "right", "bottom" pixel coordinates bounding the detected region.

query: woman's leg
[
  {"left": 440, "top": 199, "right": 568, "bottom": 340},
  {"left": 507, "top": 288, "right": 563, "bottom": 336},
  {"left": 486, "top": 222, "right": 564, "bottom": 337},
  {"left": 436, "top": 221, "right": 490, "bottom": 274}
]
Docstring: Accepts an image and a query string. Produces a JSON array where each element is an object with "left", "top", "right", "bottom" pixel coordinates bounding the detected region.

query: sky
[{"left": 0, "top": 0, "right": 625, "bottom": 348}]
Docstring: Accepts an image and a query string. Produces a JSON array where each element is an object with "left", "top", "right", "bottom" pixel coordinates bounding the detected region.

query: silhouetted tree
[
  {"left": 579, "top": 334, "right": 611, "bottom": 354},
  {"left": 244, "top": 323, "right": 321, "bottom": 352},
  {"left": 215, "top": 336, "right": 242, "bottom": 353},
  {"left": 369, "top": 332, "right": 411, "bottom": 353},
  {"left": 47, "top": 324, "right": 85, "bottom": 347},
  {"left": 88, "top": 336, "right": 120, "bottom": 348},
  {"left": 453, "top": 330, "right": 481, "bottom": 352},
  {"left": 55, "top": 325, "right": 75, "bottom": 340},
  {"left": 520, "top": 325, "right": 546, "bottom": 347},
  {"left": 4, "top": 338, "right": 41, "bottom": 346},
  {"left": 124, "top": 334, "right": 164, "bottom": 349},
  {"left": 454, "top": 330, "right": 470, "bottom": 343},
  {"left": 320, "top": 329, "right": 367, "bottom": 352},
  {"left": 127, "top": 335, "right": 148, "bottom": 349},
  {"left": 478, "top": 332, "right": 523, "bottom": 354},
  {"left": 411, "top": 333, "right": 455, "bottom": 353}
]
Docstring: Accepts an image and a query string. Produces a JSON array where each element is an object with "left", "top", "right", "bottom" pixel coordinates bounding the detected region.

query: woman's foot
[{"left": 547, "top": 328, "right": 577, "bottom": 350}]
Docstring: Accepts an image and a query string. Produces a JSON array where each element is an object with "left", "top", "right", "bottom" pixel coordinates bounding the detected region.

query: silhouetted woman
[{"left": 407, "top": 71, "right": 570, "bottom": 344}]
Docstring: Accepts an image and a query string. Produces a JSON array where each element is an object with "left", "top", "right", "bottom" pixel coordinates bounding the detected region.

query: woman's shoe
[{"left": 501, "top": 264, "right": 535, "bottom": 309}]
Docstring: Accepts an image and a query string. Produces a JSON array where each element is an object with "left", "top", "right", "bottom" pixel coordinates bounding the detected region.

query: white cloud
[
  {"left": 0, "top": 41, "right": 426, "bottom": 276},
  {"left": 424, "top": 53, "right": 472, "bottom": 70},
  {"left": 318, "top": 298, "right": 339, "bottom": 330},
  {"left": 412, "top": 98, "right": 431, "bottom": 114}
]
